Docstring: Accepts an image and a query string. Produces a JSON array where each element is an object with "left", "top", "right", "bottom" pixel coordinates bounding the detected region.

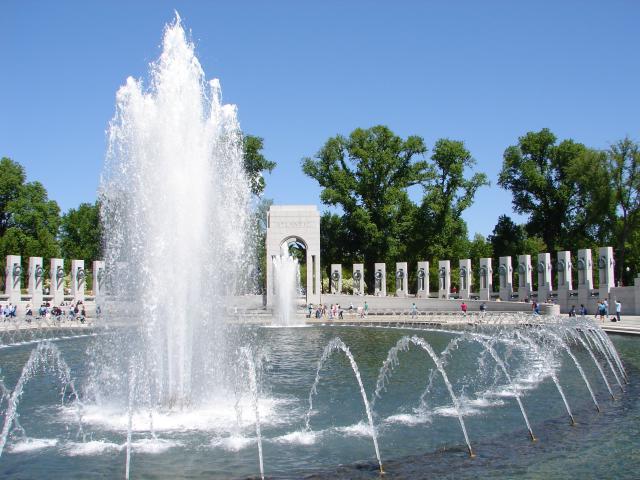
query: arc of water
[
  {"left": 540, "top": 331, "right": 600, "bottom": 412},
  {"left": 240, "top": 347, "right": 265, "bottom": 480},
  {"left": 563, "top": 328, "right": 619, "bottom": 398},
  {"left": 305, "top": 337, "right": 384, "bottom": 473},
  {"left": 371, "top": 336, "right": 411, "bottom": 408},
  {"left": 412, "top": 336, "right": 474, "bottom": 454},
  {"left": 405, "top": 336, "right": 475, "bottom": 457},
  {"left": 513, "top": 330, "right": 576, "bottom": 425},
  {"left": 601, "top": 329, "right": 627, "bottom": 382},
  {"left": 374, "top": 333, "right": 536, "bottom": 442},
  {"left": 465, "top": 334, "right": 536, "bottom": 442},
  {"left": 587, "top": 326, "right": 628, "bottom": 383},
  {"left": 0, "top": 341, "right": 82, "bottom": 458}
]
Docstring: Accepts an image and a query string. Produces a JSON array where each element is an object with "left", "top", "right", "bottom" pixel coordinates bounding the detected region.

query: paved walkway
[{"left": 597, "top": 314, "right": 640, "bottom": 336}]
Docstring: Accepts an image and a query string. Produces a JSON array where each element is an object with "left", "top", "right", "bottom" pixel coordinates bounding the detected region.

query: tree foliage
[
  {"left": 607, "top": 137, "right": 640, "bottom": 283},
  {"left": 59, "top": 202, "right": 103, "bottom": 266},
  {"left": 243, "top": 135, "right": 276, "bottom": 196},
  {"left": 303, "top": 127, "right": 488, "bottom": 292},
  {"left": 413, "top": 139, "right": 489, "bottom": 261},
  {"left": 498, "top": 129, "right": 590, "bottom": 251},
  {"left": 0, "top": 158, "right": 61, "bottom": 268},
  {"left": 302, "top": 126, "right": 430, "bottom": 290}
]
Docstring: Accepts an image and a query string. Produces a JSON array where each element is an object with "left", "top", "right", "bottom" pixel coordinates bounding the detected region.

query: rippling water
[{"left": 0, "top": 327, "right": 637, "bottom": 479}]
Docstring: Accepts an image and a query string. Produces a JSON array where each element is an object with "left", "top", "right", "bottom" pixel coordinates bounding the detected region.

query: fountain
[
  {"left": 0, "top": 14, "right": 638, "bottom": 480},
  {"left": 97, "top": 13, "right": 252, "bottom": 410},
  {"left": 272, "top": 243, "right": 302, "bottom": 326}
]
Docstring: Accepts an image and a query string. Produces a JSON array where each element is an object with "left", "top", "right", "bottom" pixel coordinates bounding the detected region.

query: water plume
[{"left": 96, "top": 13, "right": 252, "bottom": 409}]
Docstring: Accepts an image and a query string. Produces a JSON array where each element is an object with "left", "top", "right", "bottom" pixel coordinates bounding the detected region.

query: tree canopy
[
  {"left": 303, "top": 126, "right": 488, "bottom": 291},
  {"left": 0, "top": 157, "right": 61, "bottom": 266},
  {"left": 59, "top": 202, "right": 103, "bottom": 266},
  {"left": 302, "top": 126, "right": 430, "bottom": 285}
]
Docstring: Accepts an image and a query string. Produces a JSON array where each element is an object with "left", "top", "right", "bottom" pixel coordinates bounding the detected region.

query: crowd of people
[
  {"left": 307, "top": 301, "right": 370, "bottom": 320},
  {"left": 0, "top": 300, "right": 87, "bottom": 323}
]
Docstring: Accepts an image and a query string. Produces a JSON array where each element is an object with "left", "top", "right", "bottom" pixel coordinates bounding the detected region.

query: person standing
[
  {"left": 460, "top": 301, "right": 467, "bottom": 315},
  {"left": 411, "top": 302, "right": 417, "bottom": 319},
  {"left": 597, "top": 301, "right": 606, "bottom": 322},
  {"left": 615, "top": 300, "right": 622, "bottom": 322},
  {"left": 364, "top": 301, "right": 369, "bottom": 317}
]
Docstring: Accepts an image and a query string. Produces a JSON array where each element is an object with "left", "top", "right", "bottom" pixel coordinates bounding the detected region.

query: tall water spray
[
  {"left": 97, "top": 15, "right": 252, "bottom": 408},
  {"left": 272, "top": 243, "right": 301, "bottom": 325}
]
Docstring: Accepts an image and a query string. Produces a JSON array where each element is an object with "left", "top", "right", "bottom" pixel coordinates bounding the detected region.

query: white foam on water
[
  {"left": 210, "top": 434, "right": 254, "bottom": 452},
  {"left": 63, "top": 440, "right": 122, "bottom": 456},
  {"left": 8, "top": 438, "right": 58, "bottom": 453},
  {"left": 131, "top": 438, "right": 181, "bottom": 454},
  {"left": 484, "top": 387, "right": 518, "bottom": 398},
  {"left": 63, "top": 396, "right": 286, "bottom": 433},
  {"left": 334, "top": 421, "right": 373, "bottom": 437},
  {"left": 272, "top": 430, "right": 317, "bottom": 445},
  {"left": 384, "top": 412, "right": 432, "bottom": 426}
]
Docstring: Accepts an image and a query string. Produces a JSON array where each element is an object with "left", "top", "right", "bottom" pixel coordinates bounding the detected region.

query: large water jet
[{"left": 96, "top": 14, "right": 252, "bottom": 409}]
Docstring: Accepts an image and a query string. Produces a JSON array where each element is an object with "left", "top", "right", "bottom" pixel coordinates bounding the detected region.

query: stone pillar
[
  {"left": 4, "top": 255, "right": 22, "bottom": 304},
  {"left": 438, "top": 260, "right": 451, "bottom": 299},
  {"left": 50, "top": 258, "right": 65, "bottom": 305},
  {"left": 374, "top": 262, "right": 386, "bottom": 296},
  {"left": 598, "top": 246, "right": 615, "bottom": 298},
  {"left": 395, "top": 262, "right": 408, "bottom": 297},
  {"left": 416, "top": 261, "right": 429, "bottom": 298},
  {"left": 71, "top": 259, "right": 85, "bottom": 302},
  {"left": 459, "top": 259, "right": 472, "bottom": 299},
  {"left": 517, "top": 255, "right": 532, "bottom": 301},
  {"left": 479, "top": 258, "right": 492, "bottom": 300},
  {"left": 352, "top": 263, "right": 364, "bottom": 296},
  {"left": 577, "top": 249, "right": 593, "bottom": 307},
  {"left": 93, "top": 260, "right": 106, "bottom": 298},
  {"left": 28, "top": 257, "right": 44, "bottom": 308},
  {"left": 537, "top": 253, "right": 553, "bottom": 303},
  {"left": 330, "top": 264, "right": 342, "bottom": 294},
  {"left": 498, "top": 256, "right": 513, "bottom": 301},
  {"left": 556, "top": 251, "right": 572, "bottom": 304}
]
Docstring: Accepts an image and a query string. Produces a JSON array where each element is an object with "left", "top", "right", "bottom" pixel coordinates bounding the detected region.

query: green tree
[
  {"left": 0, "top": 158, "right": 61, "bottom": 269},
  {"left": 243, "top": 135, "right": 276, "bottom": 196},
  {"left": 488, "top": 215, "right": 546, "bottom": 258},
  {"left": 498, "top": 129, "right": 588, "bottom": 251},
  {"left": 413, "top": 139, "right": 489, "bottom": 261},
  {"left": 607, "top": 137, "right": 640, "bottom": 284},
  {"left": 565, "top": 148, "right": 614, "bottom": 250},
  {"left": 488, "top": 215, "right": 525, "bottom": 259},
  {"left": 60, "top": 202, "right": 103, "bottom": 264},
  {"left": 302, "top": 125, "right": 430, "bottom": 292},
  {"left": 0, "top": 157, "right": 26, "bottom": 237}
]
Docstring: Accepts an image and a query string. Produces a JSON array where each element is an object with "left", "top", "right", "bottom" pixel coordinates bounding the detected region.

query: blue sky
[{"left": 1, "top": 1, "right": 638, "bottom": 237}]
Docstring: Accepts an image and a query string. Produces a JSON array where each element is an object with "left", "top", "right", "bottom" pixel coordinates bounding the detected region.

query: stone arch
[{"left": 266, "top": 205, "right": 321, "bottom": 306}]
